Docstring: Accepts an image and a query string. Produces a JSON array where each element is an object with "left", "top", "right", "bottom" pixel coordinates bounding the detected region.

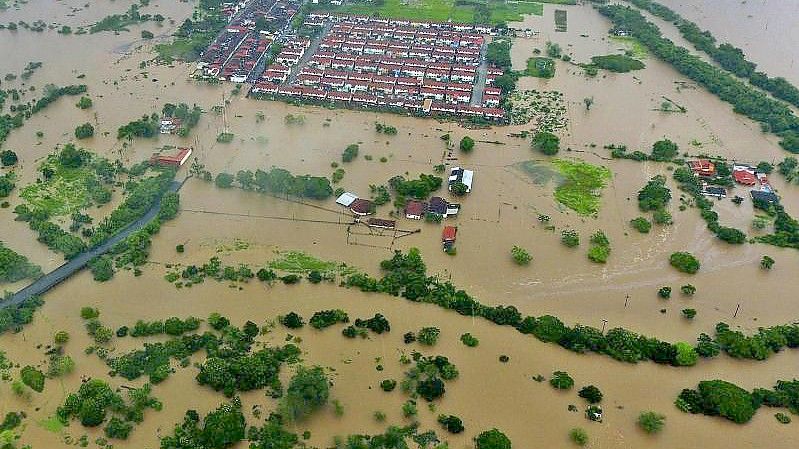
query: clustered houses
[
  {"left": 251, "top": 14, "right": 506, "bottom": 121},
  {"left": 196, "top": 0, "right": 302, "bottom": 82},
  {"left": 689, "top": 159, "right": 779, "bottom": 203}
]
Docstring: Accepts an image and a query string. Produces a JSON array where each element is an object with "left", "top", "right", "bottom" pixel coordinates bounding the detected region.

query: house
[
  {"left": 732, "top": 165, "right": 757, "bottom": 186},
  {"left": 150, "top": 147, "right": 192, "bottom": 167},
  {"left": 405, "top": 200, "right": 426, "bottom": 220},
  {"left": 350, "top": 198, "right": 374, "bottom": 216},
  {"left": 429, "top": 196, "right": 460, "bottom": 217},
  {"left": 335, "top": 192, "right": 358, "bottom": 207},
  {"left": 750, "top": 190, "right": 779, "bottom": 205},
  {"left": 448, "top": 167, "right": 474, "bottom": 193},
  {"left": 367, "top": 218, "right": 396, "bottom": 229},
  {"left": 442, "top": 226, "right": 457, "bottom": 251},
  {"left": 701, "top": 185, "right": 727, "bottom": 199},
  {"left": 688, "top": 159, "right": 716, "bottom": 177},
  {"left": 159, "top": 117, "right": 182, "bottom": 134}
]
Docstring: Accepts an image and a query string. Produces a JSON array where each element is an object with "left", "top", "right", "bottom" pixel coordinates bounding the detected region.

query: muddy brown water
[{"left": 2, "top": 1, "right": 799, "bottom": 448}]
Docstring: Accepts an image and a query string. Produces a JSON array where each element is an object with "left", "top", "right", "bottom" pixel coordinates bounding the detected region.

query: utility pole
[
  {"left": 601, "top": 319, "right": 608, "bottom": 333},
  {"left": 734, "top": 303, "right": 741, "bottom": 318}
]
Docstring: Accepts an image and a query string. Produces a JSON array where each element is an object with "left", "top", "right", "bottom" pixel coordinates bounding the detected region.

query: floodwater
[{"left": 2, "top": 1, "right": 799, "bottom": 448}]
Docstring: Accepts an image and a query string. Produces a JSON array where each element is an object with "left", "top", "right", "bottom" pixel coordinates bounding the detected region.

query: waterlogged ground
[{"left": 2, "top": 1, "right": 799, "bottom": 448}]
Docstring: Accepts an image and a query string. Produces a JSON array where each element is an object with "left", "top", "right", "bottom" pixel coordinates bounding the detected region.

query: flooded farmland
[{"left": 1, "top": 1, "right": 799, "bottom": 448}]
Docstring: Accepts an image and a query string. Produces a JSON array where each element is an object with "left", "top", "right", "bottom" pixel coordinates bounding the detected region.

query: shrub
[
  {"left": 279, "top": 366, "right": 330, "bottom": 421},
  {"left": 0, "top": 150, "right": 18, "bottom": 167},
  {"left": 342, "top": 144, "right": 359, "bottom": 162},
  {"left": 658, "top": 286, "right": 671, "bottom": 299},
  {"left": 417, "top": 327, "right": 440, "bottom": 346},
  {"left": 401, "top": 400, "right": 417, "bottom": 417},
  {"left": 680, "top": 284, "right": 696, "bottom": 295},
  {"left": 309, "top": 309, "right": 349, "bottom": 329},
  {"left": 682, "top": 309, "right": 697, "bottom": 320},
  {"left": 561, "top": 229, "right": 579, "bottom": 247},
  {"left": 775, "top": 412, "right": 791, "bottom": 424},
  {"left": 437, "top": 414, "right": 464, "bottom": 434},
  {"left": 587, "top": 245, "right": 610, "bottom": 263},
  {"left": 76, "top": 96, "right": 92, "bottom": 109},
  {"left": 379, "top": 379, "right": 397, "bottom": 392},
  {"left": 630, "top": 217, "right": 651, "bottom": 233},
  {"left": 215, "top": 172, "right": 234, "bottom": 188},
  {"left": 578, "top": 385, "right": 603, "bottom": 404},
  {"left": 54, "top": 330, "right": 70, "bottom": 344},
  {"left": 475, "top": 428, "right": 511, "bottom": 449},
  {"left": 638, "top": 176, "right": 671, "bottom": 211},
  {"left": 75, "top": 123, "right": 95, "bottom": 139},
  {"left": 20, "top": 366, "right": 45, "bottom": 392},
  {"left": 650, "top": 139, "right": 679, "bottom": 161},
  {"left": 638, "top": 411, "right": 665, "bottom": 434},
  {"left": 256, "top": 268, "right": 277, "bottom": 282},
  {"left": 280, "top": 312, "right": 304, "bottom": 329},
  {"left": 532, "top": 131, "right": 560, "bottom": 155},
  {"left": 80, "top": 307, "right": 100, "bottom": 320},
  {"left": 669, "top": 252, "right": 700, "bottom": 274},
  {"left": 674, "top": 342, "right": 698, "bottom": 366},
  {"left": 677, "top": 380, "right": 757, "bottom": 424},
  {"left": 569, "top": 427, "right": 588, "bottom": 446},
  {"left": 760, "top": 255, "right": 775, "bottom": 269},
  {"left": 460, "top": 333, "right": 479, "bottom": 347},
  {"left": 511, "top": 246, "right": 532, "bottom": 265},
  {"left": 550, "top": 371, "right": 574, "bottom": 390},
  {"left": 89, "top": 256, "right": 114, "bottom": 282},
  {"left": 141, "top": 30, "right": 154, "bottom": 39}
]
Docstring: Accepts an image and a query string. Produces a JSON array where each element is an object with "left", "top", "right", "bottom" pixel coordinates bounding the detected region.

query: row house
[
  {"left": 297, "top": 74, "right": 321, "bottom": 86},
  {"left": 300, "top": 67, "right": 323, "bottom": 77},
  {"left": 308, "top": 56, "right": 332, "bottom": 69},
  {"left": 251, "top": 81, "right": 279, "bottom": 95},
  {"left": 321, "top": 77, "right": 345, "bottom": 89},
  {"left": 421, "top": 87, "right": 446, "bottom": 101},
  {"left": 425, "top": 68, "right": 450, "bottom": 82},
  {"left": 447, "top": 90, "right": 471, "bottom": 103},
  {"left": 482, "top": 94, "right": 501, "bottom": 107},
  {"left": 484, "top": 87, "right": 502, "bottom": 97},
  {"left": 331, "top": 59, "right": 354, "bottom": 70},
  {"left": 261, "top": 69, "right": 287, "bottom": 83}
]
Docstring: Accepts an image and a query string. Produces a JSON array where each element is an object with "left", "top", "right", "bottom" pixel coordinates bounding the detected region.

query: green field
[
  {"left": 526, "top": 56, "right": 555, "bottom": 78},
  {"left": 332, "top": 0, "right": 545, "bottom": 25},
  {"left": 551, "top": 159, "right": 612, "bottom": 216}
]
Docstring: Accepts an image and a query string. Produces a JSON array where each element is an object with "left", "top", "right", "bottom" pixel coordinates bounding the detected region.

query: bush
[
  {"left": 650, "top": 139, "right": 679, "bottom": 161},
  {"left": 54, "top": 330, "right": 70, "bottom": 344},
  {"left": 591, "top": 54, "right": 645, "bottom": 72},
  {"left": 638, "top": 176, "right": 671, "bottom": 211},
  {"left": 280, "top": 312, "right": 305, "bottom": 329},
  {"left": 141, "top": 30, "right": 154, "bottom": 39},
  {"left": 20, "top": 366, "right": 45, "bottom": 392},
  {"left": 475, "top": 428, "right": 511, "bottom": 449},
  {"left": 74, "top": 123, "right": 95, "bottom": 139},
  {"left": 379, "top": 379, "right": 397, "bottom": 392},
  {"left": 578, "top": 385, "right": 603, "bottom": 404},
  {"left": 215, "top": 172, "right": 234, "bottom": 188},
  {"left": 680, "top": 284, "right": 696, "bottom": 295},
  {"left": 630, "top": 217, "right": 651, "bottom": 233},
  {"left": 342, "top": 144, "right": 359, "bottom": 162},
  {"left": 460, "top": 333, "right": 479, "bottom": 347},
  {"left": 760, "top": 255, "right": 775, "bottom": 269},
  {"left": 89, "top": 256, "right": 115, "bottom": 282},
  {"left": 561, "top": 229, "right": 579, "bottom": 247},
  {"left": 775, "top": 412, "right": 791, "bottom": 424},
  {"left": 417, "top": 327, "right": 440, "bottom": 346},
  {"left": 669, "top": 252, "right": 700, "bottom": 274},
  {"left": 532, "top": 131, "right": 560, "bottom": 155},
  {"left": 0, "top": 150, "right": 18, "bottom": 167},
  {"left": 460, "top": 136, "right": 475, "bottom": 153},
  {"left": 677, "top": 380, "right": 758, "bottom": 423},
  {"left": 280, "top": 366, "right": 330, "bottom": 421},
  {"left": 437, "top": 414, "right": 464, "bottom": 434},
  {"left": 587, "top": 245, "right": 610, "bottom": 263},
  {"left": 80, "top": 307, "right": 100, "bottom": 319},
  {"left": 76, "top": 96, "right": 92, "bottom": 109},
  {"left": 569, "top": 427, "right": 588, "bottom": 446},
  {"left": 550, "top": 371, "right": 574, "bottom": 390},
  {"left": 658, "top": 286, "right": 671, "bottom": 299},
  {"left": 511, "top": 246, "right": 532, "bottom": 265},
  {"left": 309, "top": 309, "right": 349, "bottom": 329},
  {"left": 674, "top": 342, "right": 698, "bottom": 366},
  {"left": 638, "top": 411, "right": 665, "bottom": 434}
]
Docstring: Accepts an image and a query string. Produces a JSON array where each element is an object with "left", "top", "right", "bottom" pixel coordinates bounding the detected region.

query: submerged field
[{"left": 1, "top": 0, "right": 799, "bottom": 448}]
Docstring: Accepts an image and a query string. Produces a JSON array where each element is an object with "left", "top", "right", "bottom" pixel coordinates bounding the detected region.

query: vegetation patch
[
  {"left": 0, "top": 242, "right": 42, "bottom": 283},
  {"left": 526, "top": 57, "right": 555, "bottom": 78},
  {"left": 550, "top": 159, "right": 612, "bottom": 216},
  {"left": 507, "top": 90, "right": 567, "bottom": 129},
  {"left": 589, "top": 54, "right": 645, "bottom": 72}
]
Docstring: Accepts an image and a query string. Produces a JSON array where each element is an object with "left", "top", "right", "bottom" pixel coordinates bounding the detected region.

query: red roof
[
  {"left": 442, "top": 226, "right": 457, "bottom": 242},
  {"left": 733, "top": 170, "right": 757, "bottom": 185},
  {"left": 405, "top": 200, "right": 426, "bottom": 216}
]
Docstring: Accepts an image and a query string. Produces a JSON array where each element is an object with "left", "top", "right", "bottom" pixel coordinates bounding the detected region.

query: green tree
[
  {"left": 674, "top": 342, "right": 698, "bottom": 366},
  {"left": 20, "top": 366, "right": 45, "bottom": 392},
  {"left": 76, "top": 96, "right": 93, "bottom": 109},
  {"left": 532, "top": 131, "right": 560, "bottom": 156},
  {"left": 511, "top": 246, "right": 532, "bottom": 265},
  {"left": 651, "top": 139, "right": 678, "bottom": 161},
  {"left": 569, "top": 427, "right": 588, "bottom": 446},
  {"left": 475, "top": 428, "right": 512, "bottom": 449},
  {"left": 550, "top": 371, "right": 574, "bottom": 390},
  {"left": 460, "top": 136, "right": 475, "bottom": 153},
  {"left": 280, "top": 366, "right": 330, "bottom": 421},
  {"left": 578, "top": 385, "right": 603, "bottom": 404},
  {"left": 215, "top": 173, "right": 234, "bottom": 188},
  {"left": 669, "top": 252, "right": 700, "bottom": 274},
  {"left": 760, "top": 255, "right": 775, "bottom": 269},
  {"left": 638, "top": 411, "right": 666, "bottom": 434},
  {"left": 0, "top": 150, "right": 17, "bottom": 167}
]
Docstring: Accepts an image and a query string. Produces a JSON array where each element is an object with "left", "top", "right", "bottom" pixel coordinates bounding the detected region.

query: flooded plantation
[{"left": 1, "top": 1, "right": 799, "bottom": 449}]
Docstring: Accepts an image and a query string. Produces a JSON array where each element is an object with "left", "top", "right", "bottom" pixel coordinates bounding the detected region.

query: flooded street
[{"left": 2, "top": 1, "right": 799, "bottom": 448}]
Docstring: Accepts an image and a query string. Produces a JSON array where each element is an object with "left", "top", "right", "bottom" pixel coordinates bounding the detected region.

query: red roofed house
[
  {"left": 151, "top": 147, "right": 192, "bottom": 167},
  {"left": 442, "top": 225, "right": 457, "bottom": 251},
  {"left": 350, "top": 198, "right": 374, "bottom": 216},
  {"left": 688, "top": 160, "right": 716, "bottom": 177},
  {"left": 405, "top": 200, "right": 426, "bottom": 219},
  {"left": 732, "top": 166, "right": 757, "bottom": 186}
]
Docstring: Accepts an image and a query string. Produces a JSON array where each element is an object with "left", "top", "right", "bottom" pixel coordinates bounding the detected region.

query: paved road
[
  {"left": 285, "top": 21, "right": 333, "bottom": 85},
  {"left": 1, "top": 179, "right": 185, "bottom": 309},
  {"left": 470, "top": 40, "right": 489, "bottom": 106}
]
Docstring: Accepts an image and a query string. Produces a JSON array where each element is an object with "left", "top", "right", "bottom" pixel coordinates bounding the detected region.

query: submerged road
[{"left": 1, "top": 179, "right": 186, "bottom": 309}]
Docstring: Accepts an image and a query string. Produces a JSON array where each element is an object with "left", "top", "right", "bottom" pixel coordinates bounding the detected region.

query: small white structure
[
  {"left": 448, "top": 167, "right": 474, "bottom": 193},
  {"left": 335, "top": 192, "right": 358, "bottom": 207}
]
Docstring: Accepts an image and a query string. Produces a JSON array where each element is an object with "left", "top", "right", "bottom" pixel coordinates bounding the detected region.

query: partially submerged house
[
  {"left": 150, "top": 147, "right": 192, "bottom": 167},
  {"left": 750, "top": 190, "right": 779, "bottom": 205},
  {"left": 349, "top": 198, "right": 374, "bottom": 216},
  {"left": 429, "top": 196, "right": 460, "bottom": 217},
  {"left": 687, "top": 159, "right": 716, "bottom": 178},
  {"left": 335, "top": 192, "right": 358, "bottom": 207},
  {"left": 441, "top": 225, "right": 457, "bottom": 251},
  {"left": 448, "top": 167, "right": 474, "bottom": 193},
  {"left": 732, "top": 165, "right": 757, "bottom": 186},
  {"left": 405, "top": 200, "right": 426, "bottom": 220},
  {"left": 702, "top": 185, "right": 727, "bottom": 199},
  {"left": 367, "top": 218, "right": 396, "bottom": 229}
]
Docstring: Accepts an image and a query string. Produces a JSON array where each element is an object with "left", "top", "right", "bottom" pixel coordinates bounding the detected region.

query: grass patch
[
  {"left": 551, "top": 159, "right": 611, "bottom": 216},
  {"left": 267, "top": 250, "right": 356, "bottom": 276},
  {"left": 20, "top": 155, "right": 107, "bottom": 217},
  {"left": 526, "top": 57, "right": 555, "bottom": 78},
  {"left": 609, "top": 35, "right": 648, "bottom": 59},
  {"left": 330, "top": 0, "right": 544, "bottom": 25},
  {"left": 38, "top": 416, "right": 65, "bottom": 433},
  {"left": 590, "top": 54, "right": 645, "bottom": 72}
]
